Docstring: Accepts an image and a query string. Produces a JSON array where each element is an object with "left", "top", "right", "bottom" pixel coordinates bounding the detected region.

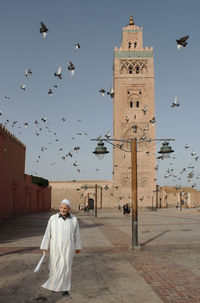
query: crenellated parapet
[{"left": 0, "top": 123, "right": 26, "bottom": 148}]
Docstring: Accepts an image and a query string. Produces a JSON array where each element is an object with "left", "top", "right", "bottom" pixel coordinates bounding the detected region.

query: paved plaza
[{"left": 0, "top": 208, "right": 200, "bottom": 303}]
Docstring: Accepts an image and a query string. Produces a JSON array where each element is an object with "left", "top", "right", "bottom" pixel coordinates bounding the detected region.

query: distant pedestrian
[
  {"left": 123, "top": 203, "right": 130, "bottom": 215},
  {"left": 40, "top": 199, "right": 82, "bottom": 297}
]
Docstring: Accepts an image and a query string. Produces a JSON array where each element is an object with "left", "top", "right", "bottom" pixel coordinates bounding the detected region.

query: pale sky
[{"left": 0, "top": 0, "right": 200, "bottom": 189}]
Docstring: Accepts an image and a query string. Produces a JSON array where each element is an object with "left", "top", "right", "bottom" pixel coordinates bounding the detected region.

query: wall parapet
[{"left": 0, "top": 123, "right": 25, "bottom": 148}]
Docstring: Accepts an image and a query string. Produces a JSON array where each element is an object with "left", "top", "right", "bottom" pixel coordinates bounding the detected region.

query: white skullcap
[{"left": 60, "top": 199, "right": 71, "bottom": 207}]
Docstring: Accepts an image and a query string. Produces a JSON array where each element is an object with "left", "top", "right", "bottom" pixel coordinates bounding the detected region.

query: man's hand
[
  {"left": 42, "top": 249, "right": 48, "bottom": 253},
  {"left": 75, "top": 249, "right": 81, "bottom": 254}
]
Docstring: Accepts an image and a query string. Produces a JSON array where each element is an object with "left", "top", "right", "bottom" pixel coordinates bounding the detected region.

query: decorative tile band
[
  {"left": 115, "top": 51, "right": 153, "bottom": 58},
  {"left": 123, "top": 29, "right": 142, "bottom": 32}
]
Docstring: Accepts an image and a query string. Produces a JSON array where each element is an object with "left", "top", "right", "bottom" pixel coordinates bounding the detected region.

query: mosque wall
[{"left": 50, "top": 180, "right": 116, "bottom": 210}]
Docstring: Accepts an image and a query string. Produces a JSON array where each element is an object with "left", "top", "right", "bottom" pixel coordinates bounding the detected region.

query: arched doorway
[{"left": 88, "top": 198, "right": 94, "bottom": 210}]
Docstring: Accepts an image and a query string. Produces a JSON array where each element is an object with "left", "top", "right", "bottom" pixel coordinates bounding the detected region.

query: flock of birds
[
  {"left": 156, "top": 35, "right": 200, "bottom": 189},
  {"left": 0, "top": 21, "right": 111, "bottom": 178},
  {"left": 0, "top": 23, "right": 196, "bottom": 188}
]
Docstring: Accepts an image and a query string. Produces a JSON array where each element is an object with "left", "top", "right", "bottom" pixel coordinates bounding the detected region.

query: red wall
[{"left": 0, "top": 125, "right": 51, "bottom": 223}]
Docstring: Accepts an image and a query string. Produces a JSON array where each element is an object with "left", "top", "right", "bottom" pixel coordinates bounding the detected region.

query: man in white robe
[{"left": 40, "top": 199, "right": 82, "bottom": 296}]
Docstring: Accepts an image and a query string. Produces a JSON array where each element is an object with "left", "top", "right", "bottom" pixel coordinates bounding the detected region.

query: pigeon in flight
[
  {"left": 40, "top": 22, "right": 48, "bottom": 38},
  {"left": 74, "top": 43, "right": 80, "bottom": 50},
  {"left": 74, "top": 146, "right": 80, "bottom": 152},
  {"left": 99, "top": 89, "right": 106, "bottom": 97},
  {"left": 21, "top": 84, "right": 26, "bottom": 91},
  {"left": 0, "top": 111, "right": 2, "bottom": 116},
  {"left": 176, "top": 35, "right": 189, "bottom": 51},
  {"left": 24, "top": 69, "right": 32, "bottom": 78},
  {"left": 41, "top": 116, "right": 47, "bottom": 122},
  {"left": 171, "top": 96, "right": 180, "bottom": 107},
  {"left": 107, "top": 87, "right": 114, "bottom": 98},
  {"left": 184, "top": 143, "right": 189, "bottom": 149},
  {"left": 61, "top": 117, "right": 66, "bottom": 122},
  {"left": 5, "top": 96, "right": 10, "bottom": 100},
  {"left": 48, "top": 89, "right": 53, "bottom": 96},
  {"left": 73, "top": 161, "right": 78, "bottom": 167},
  {"left": 142, "top": 106, "right": 148, "bottom": 115},
  {"left": 54, "top": 66, "right": 62, "bottom": 79},
  {"left": 68, "top": 61, "right": 75, "bottom": 75},
  {"left": 105, "top": 130, "right": 111, "bottom": 139},
  {"left": 150, "top": 117, "right": 155, "bottom": 124}
]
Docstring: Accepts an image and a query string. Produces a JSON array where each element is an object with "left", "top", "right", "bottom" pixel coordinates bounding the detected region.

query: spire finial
[{"left": 129, "top": 16, "right": 134, "bottom": 25}]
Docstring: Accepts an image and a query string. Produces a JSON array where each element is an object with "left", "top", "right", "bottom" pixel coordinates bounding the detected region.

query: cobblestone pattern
[
  {"left": 94, "top": 217, "right": 200, "bottom": 303},
  {"left": 128, "top": 255, "right": 200, "bottom": 303}
]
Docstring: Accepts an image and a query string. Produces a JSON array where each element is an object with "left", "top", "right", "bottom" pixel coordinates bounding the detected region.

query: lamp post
[
  {"left": 92, "top": 137, "right": 175, "bottom": 248},
  {"left": 81, "top": 184, "right": 103, "bottom": 216}
]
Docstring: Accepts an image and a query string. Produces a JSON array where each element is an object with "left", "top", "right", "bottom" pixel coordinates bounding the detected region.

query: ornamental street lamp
[
  {"left": 93, "top": 141, "right": 109, "bottom": 160},
  {"left": 92, "top": 137, "right": 175, "bottom": 248}
]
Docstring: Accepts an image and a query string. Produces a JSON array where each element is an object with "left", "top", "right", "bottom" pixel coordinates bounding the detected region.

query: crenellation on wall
[{"left": 0, "top": 123, "right": 25, "bottom": 148}]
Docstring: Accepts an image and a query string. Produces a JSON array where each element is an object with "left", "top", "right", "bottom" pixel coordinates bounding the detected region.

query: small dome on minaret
[{"left": 129, "top": 16, "right": 134, "bottom": 25}]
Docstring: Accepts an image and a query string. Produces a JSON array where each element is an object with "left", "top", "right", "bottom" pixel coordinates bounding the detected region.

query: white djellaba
[{"left": 40, "top": 199, "right": 82, "bottom": 292}]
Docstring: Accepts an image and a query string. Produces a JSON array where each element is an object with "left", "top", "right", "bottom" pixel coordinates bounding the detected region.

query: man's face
[{"left": 60, "top": 203, "right": 70, "bottom": 217}]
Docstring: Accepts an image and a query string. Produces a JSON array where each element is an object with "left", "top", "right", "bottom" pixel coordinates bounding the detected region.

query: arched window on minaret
[
  {"left": 128, "top": 42, "right": 131, "bottom": 49},
  {"left": 136, "top": 66, "right": 140, "bottom": 74},
  {"left": 136, "top": 101, "right": 140, "bottom": 108},
  {"left": 141, "top": 177, "right": 147, "bottom": 188},
  {"left": 129, "top": 66, "right": 133, "bottom": 74},
  {"left": 134, "top": 42, "right": 137, "bottom": 49},
  {"left": 130, "top": 101, "right": 133, "bottom": 108}
]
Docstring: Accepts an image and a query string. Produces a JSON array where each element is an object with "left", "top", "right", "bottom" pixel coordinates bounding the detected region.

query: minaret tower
[{"left": 113, "top": 16, "right": 156, "bottom": 207}]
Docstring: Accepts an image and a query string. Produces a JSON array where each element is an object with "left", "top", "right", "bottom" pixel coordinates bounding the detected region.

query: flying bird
[
  {"left": 68, "top": 61, "right": 75, "bottom": 75},
  {"left": 48, "top": 89, "right": 53, "bottom": 96},
  {"left": 21, "top": 84, "right": 26, "bottom": 91},
  {"left": 99, "top": 89, "right": 106, "bottom": 97},
  {"left": 107, "top": 87, "right": 114, "bottom": 98},
  {"left": 40, "top": 22, "right": 48, "bottom": 38},
  {"left": 105, "top": 130, "right": 111, "bottom": 139},
  {"left": 24, "top": 69, "right": 29, "bottom": 79},
  {"left": 54, "top": 66, "right": 62, "bottom": 79},
  {"left": 171, "top": 96, "right": 180, "bottom": 108},
  {"left": 150, "top": 117, "right": 155, "bottom": 124},
  {"left": 68, "top": 152, "right": 73, "bottom": 157},
  {"left": 184, "top": 143, "right": 189, "bottom": 149},
  {"left": 74, "top": 43, "right": 80, "bottom": 50},
  {"left": 41, "top": 116, "right": 47, "bottom": 122},
  {"left": 176, "top": 35, "right": 189, "bottom": 51},
  {"left": 142, "top": 106, "right": 148, "bottom": 115},
  {"left": 24, "top": 69, "right": 32, "bottom": 78}
]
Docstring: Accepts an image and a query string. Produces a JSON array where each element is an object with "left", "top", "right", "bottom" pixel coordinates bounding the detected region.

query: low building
[{"left": 157, "top": 186, "right": 200, "bottom": 209}]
